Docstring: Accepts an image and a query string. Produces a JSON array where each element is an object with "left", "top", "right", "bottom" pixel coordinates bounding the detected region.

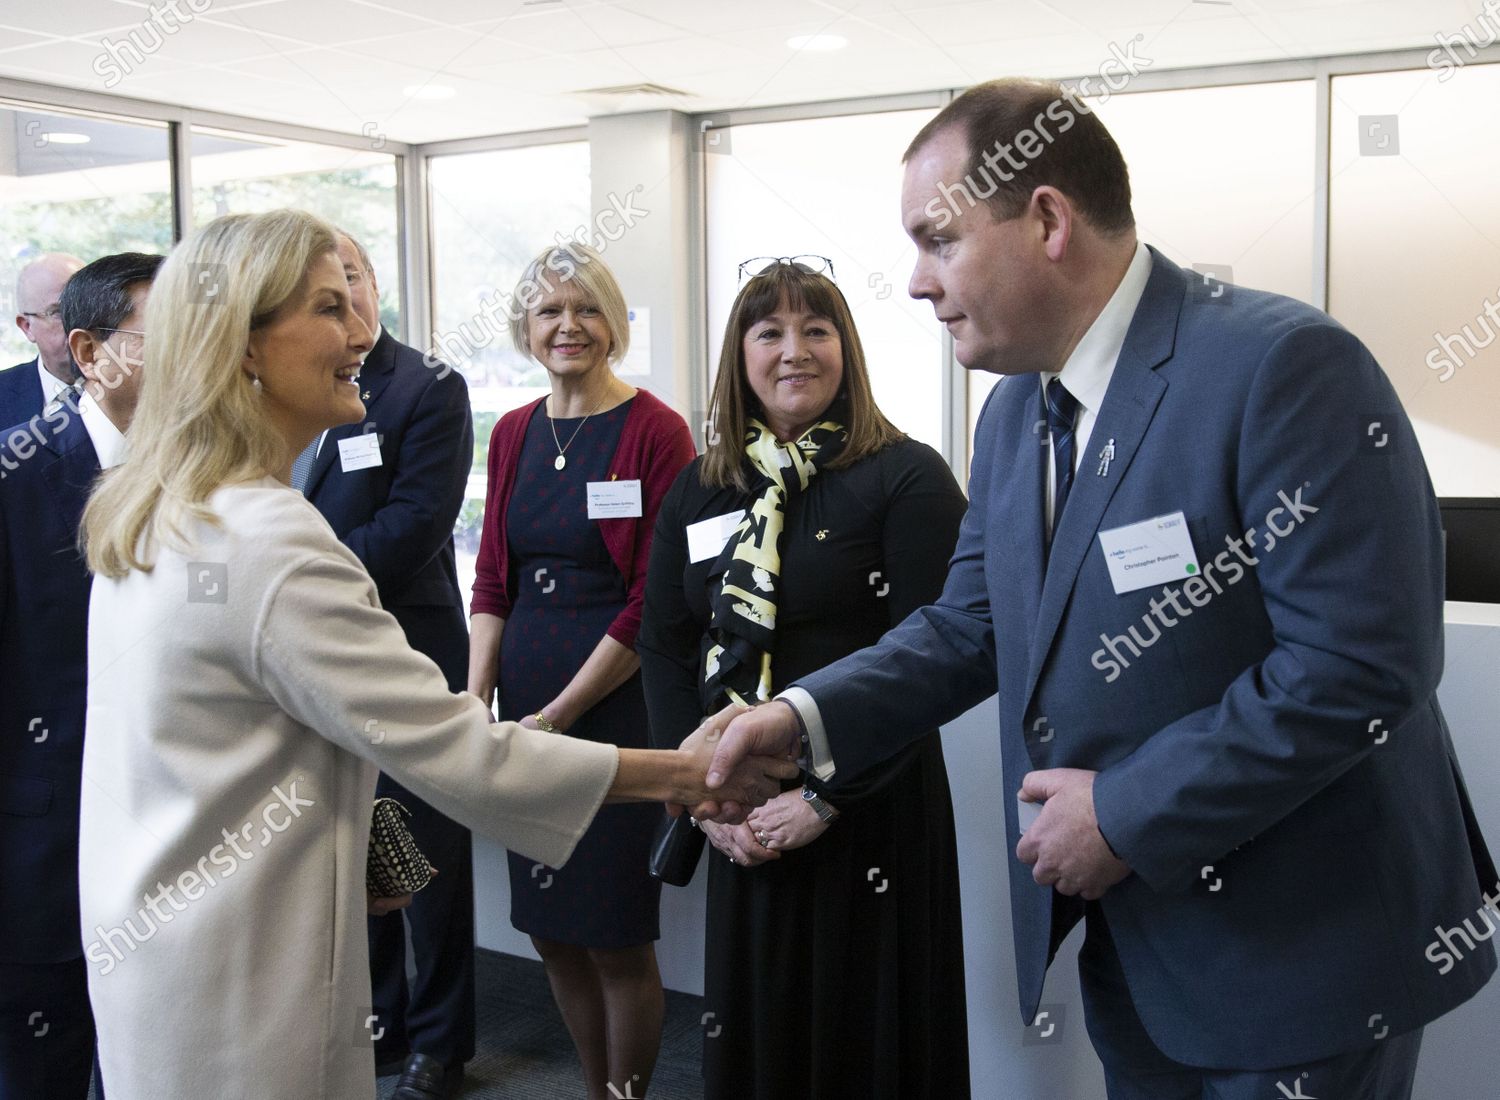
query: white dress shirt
[
  {"left": 76, "top": 390, "right": 129, "bottom": 470},
  {"left": 786, "top": 242, "right": 1154, "bottom": 781},
  {"left": 38, "top": 359, "right": 75, "bottom": 407}
]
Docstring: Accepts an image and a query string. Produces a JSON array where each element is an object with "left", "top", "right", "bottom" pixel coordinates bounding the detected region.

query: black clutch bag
[
  {"left": 367, "top": 797, "right": 435, "bottom": 898},
  {"left": 648, "top": 810, "right": 706, "bottom": 887}
]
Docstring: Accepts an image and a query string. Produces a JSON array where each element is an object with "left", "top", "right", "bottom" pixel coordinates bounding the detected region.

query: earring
[{"left": 250, "top": 375, "right": 262, "bottom": 390}]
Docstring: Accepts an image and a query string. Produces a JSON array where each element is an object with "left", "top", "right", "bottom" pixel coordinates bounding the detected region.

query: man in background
[
  {"left": 0, "top": 251, "right": 163, "bottom": 1100},
  {"left": 1, "top": 253, "right": 86, "bottom": 428},
  {"left": 293, "top": 230, "right": 475, "bottom": 1100}
]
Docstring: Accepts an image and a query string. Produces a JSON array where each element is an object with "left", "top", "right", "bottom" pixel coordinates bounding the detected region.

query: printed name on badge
[
  {"left": 338, "top": 433, "right": 381, "bottom": 473},
  {"left": 586, "top": 479, "right": 643, "bottom": 520},
  {"left": 1097, "top": 510, "right": 1201, "bottom": 595}
]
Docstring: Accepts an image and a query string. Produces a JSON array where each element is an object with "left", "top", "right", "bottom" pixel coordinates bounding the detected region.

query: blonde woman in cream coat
[{"left": 76, "top": 209, "right": 791, "bottom": 1100}]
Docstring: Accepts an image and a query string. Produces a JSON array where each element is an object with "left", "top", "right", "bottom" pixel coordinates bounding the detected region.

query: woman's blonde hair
[
  {"left": 700, "top": 263, "right": 904, "bottom": 491},
  {"left": 82, "top": 209, "right": 340, "bottom": 577},
  {"left": 507, "top": 241, "right": 630, "bottom": 366}
]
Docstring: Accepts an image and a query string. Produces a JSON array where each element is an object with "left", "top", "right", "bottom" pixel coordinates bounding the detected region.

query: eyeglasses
[
  {"left": 20, "top": 306, "right": 63, "bottom": 323},
  {"left": 736, "top": 255, "right": 836, "bottom": 285},
  {"left": 97, "top": 327, "right": 146, "bottom": 339}
]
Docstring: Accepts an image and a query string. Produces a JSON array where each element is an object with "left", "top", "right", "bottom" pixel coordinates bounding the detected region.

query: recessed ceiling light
[
  {"left": 41, "top": 131, "right": 91, "bottom": 144},
  {"left": 787, "top": 33, "right": 847, "bottom": 51},
  {"left": 402, "top": 84, "right": 456, "bottom": 101}
]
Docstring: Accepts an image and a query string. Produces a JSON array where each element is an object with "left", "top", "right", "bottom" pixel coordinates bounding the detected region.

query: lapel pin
[{"left": 1096, "top": 438, "right": 1116, "bottom": 477}]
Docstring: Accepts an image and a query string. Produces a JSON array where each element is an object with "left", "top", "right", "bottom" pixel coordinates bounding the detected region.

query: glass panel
[
  {"left": 704, "top": 110, "right": 944, "bottom": 453},
  {"left": 1329, "top": 65, "right": 1500, "bottom": 497},
  {"left": 966, "top": 80, "right": 1317, "bottom": 455},
  {"left": 427, "top": 141, "right": 592, "bottom": 609},
  {"left": 190, "top": 127, "right": 401, "bottom": 335},
  {"left": 0, "top": 103, "right": 173, "bottom": 369}
]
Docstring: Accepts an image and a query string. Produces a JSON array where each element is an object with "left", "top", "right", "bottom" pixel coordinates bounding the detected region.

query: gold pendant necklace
[{"left": 549, "top": 389, "right": 608, "bottom": 471}]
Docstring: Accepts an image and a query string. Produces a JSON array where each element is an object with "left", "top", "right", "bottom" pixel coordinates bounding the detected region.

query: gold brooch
[{"left": 815, "top": 529, "right": 829, "bottom": 541}]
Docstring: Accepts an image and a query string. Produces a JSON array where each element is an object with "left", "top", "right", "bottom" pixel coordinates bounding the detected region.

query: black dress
[
  {"left": 501, "top": 399, "right": 661, "bottom": 948},
  {"left": 638, "top": 437, "right": 972, "bottom": 1099}
]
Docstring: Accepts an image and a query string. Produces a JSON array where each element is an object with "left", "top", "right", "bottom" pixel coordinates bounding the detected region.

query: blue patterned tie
[
  {"left": 290, "top": 437, "right": 320, "bottom": 494},
  {"left": 1044, "top": 378, "right": 1079, "bottom": 540}
]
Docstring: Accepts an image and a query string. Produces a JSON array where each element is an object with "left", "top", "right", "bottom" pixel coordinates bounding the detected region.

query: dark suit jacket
[
  {"left": 302, "top": 329, "right": 473, "bottom": 684},
  {"left": 0, "top": 403, "right": 100, "bottom": 964},
  {"left": 0, "top": 358, "right": 45, "bottom": 433},
  {"left": 796, "top": 248, "right": 1497, "bottom": 1068}
]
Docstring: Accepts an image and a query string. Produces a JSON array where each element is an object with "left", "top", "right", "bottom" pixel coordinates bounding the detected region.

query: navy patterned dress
[{"left": 500, "top": 398, "right": 661, "bottom": 947}]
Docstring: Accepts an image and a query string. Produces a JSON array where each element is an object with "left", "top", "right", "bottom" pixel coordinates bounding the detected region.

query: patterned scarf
[{"left": 704, "top": 416, "right": 847, "bottom": 707}]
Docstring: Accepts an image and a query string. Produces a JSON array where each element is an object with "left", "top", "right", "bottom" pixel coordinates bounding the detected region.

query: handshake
[{"left": 663, "top": 701, "right": 806, "bottom": 824}]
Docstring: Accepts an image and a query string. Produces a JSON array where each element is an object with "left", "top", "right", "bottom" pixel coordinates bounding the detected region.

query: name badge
[
  {"left": 686, "top": 510, "right": 745, "bottom": 564},
  {"left": 586, "top": 479, "right": 642, "bottom": 520},
  {"left": 1097, "top": 510, "right": 1201, "bottom": 595},
  {"left": 338, "top": 433, "right": 381, "bottom": 473}
]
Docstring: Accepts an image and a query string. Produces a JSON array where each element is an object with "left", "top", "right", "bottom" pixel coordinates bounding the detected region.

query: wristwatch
[{"left": 801, "top": 786, "right": 839, "bottom": 823}]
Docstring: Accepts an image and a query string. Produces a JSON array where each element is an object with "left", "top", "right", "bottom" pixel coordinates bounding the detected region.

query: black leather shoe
[{"left": 392, "top": 1053, "right": 465, "bottom": 1100}]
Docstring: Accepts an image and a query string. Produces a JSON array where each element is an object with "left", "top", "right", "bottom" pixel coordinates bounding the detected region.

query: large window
[
  {"left": 427, "top": 140, "right": 592, "bottom": 605},
  {"left": 704, "top": 109, "right": 945, "bottom": 452},
  {"left": 1, "top": 103, "right": 174, "bottom": 367},
  {"left": 1329, "top": 64, "right": 1500, "bottom": 496},
  {"left": 191, "top": 127, "right": 401, "bottom": 334}
]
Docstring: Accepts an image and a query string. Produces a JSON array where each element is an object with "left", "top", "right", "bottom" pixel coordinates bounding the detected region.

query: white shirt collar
[
  {"left": 37, "top": 359, "right": 73, "bottom": 402},
  {"left": 78, "top": 390, "right": 129, "bottom": 470},
  {"left": 1043, "top": 241, "right": 1153, "bottom": 413}
]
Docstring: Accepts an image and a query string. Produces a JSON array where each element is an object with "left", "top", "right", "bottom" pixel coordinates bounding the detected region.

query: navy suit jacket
[
  {"left": 0, "top": 401, "right": 100, "bottom": 964},
  {"left": 302, "top": 329, "right": 473, "bottom": 685},
  {"left": 798, "top": 248, "right": 1497, "bottom": 1068},
  {"left": 0, "top": 358, "right": 46, "bottom": 432}
]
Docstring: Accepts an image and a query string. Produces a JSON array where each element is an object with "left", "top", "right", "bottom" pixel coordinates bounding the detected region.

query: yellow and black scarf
[{"left": 704, "top": 416, "right": 846, "bottom": 707}]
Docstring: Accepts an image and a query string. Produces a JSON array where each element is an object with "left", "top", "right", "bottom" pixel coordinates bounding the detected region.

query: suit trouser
[
  {"left": 367, "top": 773, "right": 477, "bottom": 1067},
  {"left": 1077, "top": 906, "right": 1422, "bottom": 1100},
  {"left": 0, "top": 957, "right": 101, "bottom": 1100}
]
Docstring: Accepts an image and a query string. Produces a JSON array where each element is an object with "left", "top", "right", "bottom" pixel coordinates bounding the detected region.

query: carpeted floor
[{"left": 374, "top": 948, "right": 707, "bottom": 1099}]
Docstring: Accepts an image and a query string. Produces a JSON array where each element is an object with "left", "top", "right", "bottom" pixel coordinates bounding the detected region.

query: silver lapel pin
[{"left": 1096, "top": 438, "right": 1116, "bottom": 477}]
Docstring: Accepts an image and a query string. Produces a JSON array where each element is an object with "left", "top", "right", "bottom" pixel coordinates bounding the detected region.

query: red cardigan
[{"left": 470, "top": 389, "right": 695, "bottom": 649}]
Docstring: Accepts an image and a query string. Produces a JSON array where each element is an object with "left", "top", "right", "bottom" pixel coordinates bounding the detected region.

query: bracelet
[{"left": 531, "top": 711, "right": 562, "bottom": 733}]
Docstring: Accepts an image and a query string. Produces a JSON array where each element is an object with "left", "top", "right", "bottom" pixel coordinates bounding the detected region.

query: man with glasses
[
  {"left": 0, "top": 251, "right": 163, "bottom": 1100},
  {"left": 1, "top": 253, "right": 85, "bottom": 429}
]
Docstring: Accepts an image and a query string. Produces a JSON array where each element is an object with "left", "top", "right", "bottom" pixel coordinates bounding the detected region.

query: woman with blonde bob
[
  {"left": 76, "top": 210, "right": 792, "bottom": 1100},
  {"left": 468, "top": 241, "right": 695, "bottom": 1099},
  {"left": 638, "top": 258, "right": 972, "bottom": 1098}
]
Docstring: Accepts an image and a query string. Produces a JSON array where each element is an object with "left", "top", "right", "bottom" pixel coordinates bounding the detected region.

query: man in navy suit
[
  {"left": 293, "top": 231, "right": 474, "bottom": 1100},
  {"left": 1, "top": 253, "right": 85, "bottom": 429},
  {"left": 705, "top": 78, "right": 1496, "bottom": 1097},
  {"left": 1, "top": 251, "right": 162, "bottom": 1100}
]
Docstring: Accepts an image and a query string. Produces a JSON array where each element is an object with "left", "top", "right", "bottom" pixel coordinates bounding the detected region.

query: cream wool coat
[{"left": 79, "top": 478, "right": 618, "bottom": 1099}]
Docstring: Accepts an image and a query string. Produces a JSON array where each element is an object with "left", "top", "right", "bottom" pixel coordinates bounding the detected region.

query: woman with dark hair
[{"left": 639, "top": 258, "right": 972, "bottom": 1098}]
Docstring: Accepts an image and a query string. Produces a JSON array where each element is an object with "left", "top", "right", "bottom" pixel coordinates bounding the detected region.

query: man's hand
[
  {"left": 746, "top": 789, "right": 827, "bottom": 852},
  {"left": 704, "top": 701, "right": 802, "bottom": 792},
  {"left": 1014, "top": 769, "right": 1130, "bottom": 901},
  {"left": 702, "top": 819, "right": 780, "bottom": 867},
  {"left": 673, "top": 705, "right": 800, "bottom": 823}
]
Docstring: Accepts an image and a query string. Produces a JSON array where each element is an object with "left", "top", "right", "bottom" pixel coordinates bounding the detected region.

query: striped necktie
[{"left": 1044, "top": 378, "right": 1079, "bottom": 541}]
